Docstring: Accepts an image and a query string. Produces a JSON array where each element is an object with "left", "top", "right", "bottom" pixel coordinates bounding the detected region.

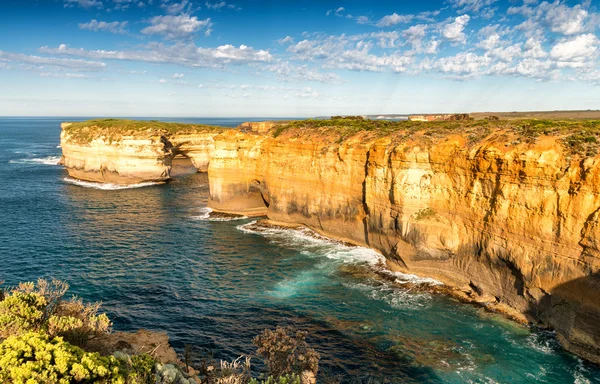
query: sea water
[{"left": 1, "top": 117, "right": 599, "bottom": 383}]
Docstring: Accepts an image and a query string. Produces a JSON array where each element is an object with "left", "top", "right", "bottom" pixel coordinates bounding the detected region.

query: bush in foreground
[
  {"left": 0, "top": 279, "right": 110, "bottom": 347},
  {"left": 0, "top": 280, "right": 322, "bottom": 384},
  {"left": 0, "top": 331, "right": 122, "bottom": 383}
]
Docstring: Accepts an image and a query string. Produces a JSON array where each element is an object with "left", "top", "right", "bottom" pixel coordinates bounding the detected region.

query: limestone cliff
[
  {"left": 206, "top": 120, "right": 600, "bottom": 364},
  {"left": 60, "top": 120, "right": 222, "bottom": 184},
  {"left": 61, "top": 118, "right": 600, "bottom": 364}
]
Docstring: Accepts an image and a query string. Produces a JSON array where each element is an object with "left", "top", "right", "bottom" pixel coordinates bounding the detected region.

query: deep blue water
[{"left": 1, "top": 117, "right": 599, "bottom": 383}]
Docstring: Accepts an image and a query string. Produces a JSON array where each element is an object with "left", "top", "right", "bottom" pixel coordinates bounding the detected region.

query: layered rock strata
[
  {"left": 60, "top": 122, "right": 221, "bottom": 184},
  {"left": 206, "top": 125, "right": 600, "bottom": 364},
  {"left": 61, "top": 119, "right": 600, "bottom": 364}
]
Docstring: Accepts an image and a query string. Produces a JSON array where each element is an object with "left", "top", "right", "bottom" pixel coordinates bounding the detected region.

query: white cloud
[
  {"left": 0, "top": 49, "right": 106, "bottom": 71},
  {"left": 356, "top": 16, "right": 370, "bottom": 24},
  {"left": 428, "top": 52, "right": 491, "bottom": 78},
  {"left": 487, "top": 58, "right": 557, "bottom": 80},
  {"left": 296, "top": 87, "right": 319, "bottom": 98},
  {"left": 287, "top": 34, "right": 415, "bottom": 73},
  {"left": 172, "top": 73, "right": 184, "bottom": 78},
  {"left": 326, "top": 7, "right": 345, "bottom": 17},
  {"left": 159, "top": 78, "right": 167, "bottom": 83},
  {"left": 509, "top": 1, "right": 594, "bottom": 36},
  {"left": 161, "top": 0, "right": 190, "bottom": 14},
  {"left": 40, "top": 43, "right": 272, "bottom": 69},
  {"left": 402, "top": 25, "right": 438, "bottom": 54},
  {"left": 206, "top": 1, "right": 240, "bottom": 10},
  {"left": 141, "top": 15, "right": 213, "bottom": 39},
  {"left": 64, "top": 0, "right": 103, "bottom": 9},
  {"left": 277, "top": 36, "right": 294, "bottom": 45},
  {"left": 543, "top": 2, "right": 589, "bottom": 35},
  {"left": 523, "top": 38, "right": 547, "bottom": 58},
  {"left": 40, "top": 72, "right": 92, "bottom": 79},
  {"left": 550, "top": 33, "right": 599, "bottom": 62},
  {"left": 118, "top": 69, "right": 147, "bottom": 74},
  {"left": 376, "top": 13, "right": 413, "bottom": 27},
  {"left": 449, "top": 0, "right": 497, "bottom": 13},
  {"left": 369, "top": 31, "right": 400, "bottom": 49},
  {"left": 442, "top": 15, "right": 470, "bottom": 44},
  {"left": 260, "top": 60, "right": 344, "bottom": 84},
  {"left": 78, "top": 20, "right": 128, "bottom": 34}
]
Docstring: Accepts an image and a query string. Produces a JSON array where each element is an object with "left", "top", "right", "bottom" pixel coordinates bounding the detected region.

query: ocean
[{"left": 1, "top": 116, "right": 599, "bottom": 383}]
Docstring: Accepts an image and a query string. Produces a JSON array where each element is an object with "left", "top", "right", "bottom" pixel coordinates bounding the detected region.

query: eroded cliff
[
  {"left": 206, "top": 119, "right": 600, "bottom": 364},
  {"left": 60, "top": 120, "right": 223, "bottom": 184},
  {"left": 61, "top": 118, "right": 600, "bottom": 364}
]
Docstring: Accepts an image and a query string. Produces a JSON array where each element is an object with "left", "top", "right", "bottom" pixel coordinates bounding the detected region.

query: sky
[{"left": 0, "top": 0, "right": 599, "bottom": 117}]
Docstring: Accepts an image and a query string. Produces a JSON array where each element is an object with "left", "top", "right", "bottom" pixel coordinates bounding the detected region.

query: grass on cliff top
[
  {"left": 272, "top": 117, "right": 600, "bottom": 156},
  {"left": 64, "top": 118, "right": 224, "bottom": 143}
]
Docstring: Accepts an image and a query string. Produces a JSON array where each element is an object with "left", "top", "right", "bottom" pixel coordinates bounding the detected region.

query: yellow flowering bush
[
  {"left": 0, "top": 279, "right": 111, "bottom": 347},
  {"left": 0, "top": 332, "right": 123, "bottom": 383}
]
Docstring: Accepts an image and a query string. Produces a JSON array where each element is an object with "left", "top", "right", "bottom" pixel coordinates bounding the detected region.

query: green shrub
[
  {"left": 253, "top": 327, "right": 319, "bottom": 378},
  {"left": 0, "top": 279, "right": 111, "bottom": 347},
  {"left": 414, "top": 207, "right": 436, "bottom": 221},
  {"left": 249, "top": 373, "right": 301, "bottom": 384},
  {"left": 0, "top": 332, "right": 123, "bottom": 384}
]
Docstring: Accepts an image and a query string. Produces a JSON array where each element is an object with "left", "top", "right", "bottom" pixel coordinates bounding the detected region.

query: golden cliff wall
[
  {"left": 60, "top": 124, "right": 173, "bottom": 184},
  {"left": 60, "top": 119, "right": 600, "bottom": 363},
  {"left": 60, "top": 122, "right": 220, "bottom": 183},
  {"left": 207, "top": 125, "right": 600, "bottom": 364}
]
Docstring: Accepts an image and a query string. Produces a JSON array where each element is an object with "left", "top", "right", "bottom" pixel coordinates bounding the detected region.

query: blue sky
[{"left": 0, "top": 0, "right": 599, "bottom": 117}]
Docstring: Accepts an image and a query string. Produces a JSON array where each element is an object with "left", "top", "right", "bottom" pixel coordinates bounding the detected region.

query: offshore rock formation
[
  {"left": 60, "top": 122, "right": 221, "bottom": 184},
  {"left": 60, "top": 119, "right": 600, "bottom": 364}
]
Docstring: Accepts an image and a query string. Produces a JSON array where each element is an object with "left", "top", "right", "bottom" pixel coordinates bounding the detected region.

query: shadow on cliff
[{"left": 528, "top": 271, "right": 600, "bottom": 365}]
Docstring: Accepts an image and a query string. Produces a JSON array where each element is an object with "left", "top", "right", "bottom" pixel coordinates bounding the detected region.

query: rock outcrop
[
  {"left": 206, "top": 122, "right": 600, "bottom": 364},
  {"left": 60, "top": 121, "right": 222, "bottom": 184},
  {"left": 61, "top": 118, "right": 600, "bottom": 364}
]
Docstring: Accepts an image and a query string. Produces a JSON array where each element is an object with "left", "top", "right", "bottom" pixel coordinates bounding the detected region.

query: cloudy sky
[{"left": 1, "top": 0, "right": 599, "bottom": 117}]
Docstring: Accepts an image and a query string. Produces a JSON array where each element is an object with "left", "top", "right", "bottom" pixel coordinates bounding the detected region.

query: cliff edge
[
  {"left": 60, "top": 119, "right": 224, "bottom": 184},
  {"left": 61, "top": 117, "right": 600, "bottom": 364}
]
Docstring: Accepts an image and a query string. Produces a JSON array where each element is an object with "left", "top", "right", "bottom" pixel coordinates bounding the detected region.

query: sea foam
[
  {"left": 237, "top": 220, "right": 442, "bottom": 286},
  {"left": 9, "top": 156, "right": 61, "bottom": 165},
  {"left": 63, "top": 177, "right": 163, "bottom": 190},
  {"left": 191, "top": 207, "right": 248, "bottom": 221}
]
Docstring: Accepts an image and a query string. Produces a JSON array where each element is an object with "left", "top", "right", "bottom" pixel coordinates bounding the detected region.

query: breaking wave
[
  {"left": 9, "top": 156, "right": 61, "bottom": 165},
  {"left": 191, "top": 207, "right": 248, "bottom": 221},
  {"left": 63, "top": 177, "right": 164, "bottom": 190}
]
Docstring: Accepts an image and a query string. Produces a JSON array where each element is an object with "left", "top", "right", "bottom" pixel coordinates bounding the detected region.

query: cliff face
[
  {"left": 207, "top": 126, "right": 600, "bottom": 364},
  {"left": 60, "top": 122, "right": 220, "bottom": 184},
  {"left": 60, "top": 119, "right": 600, "bottom": 363}
]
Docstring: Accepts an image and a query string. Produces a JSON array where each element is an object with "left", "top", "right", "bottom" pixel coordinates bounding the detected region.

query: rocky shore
[{"left": 60, "top": 117, "right": 600, "bottom": 365}]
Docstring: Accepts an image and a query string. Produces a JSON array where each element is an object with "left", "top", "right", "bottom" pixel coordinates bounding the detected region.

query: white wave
[
  {"left": 238, "top": 221, "right": 384, "bottom": 264},
  {"left": 9, "top": 156, "right": 61, "bottom": 165},
  {"left": 390, "top": 270, "right": 443, "bottom": 286},
  {"left": 191, "top": 207, "right": 248, "bottom": 222},
  {"left": 346, "top": 281, "right": 432, "bottom": 310},
  {"left": 237, "top": 221, "right": 444, "bottom": 286},
  {"left": 63, "top": 177, "right": 163, "bottom": 190},
  {"left": 237, "top": 221, "right": 444, "bottom": 285},
  {"left": 525, "top": 330, "right": 559, "bottom": 355},
  {"left": 573, "top": 358, "right": 592, "bottom": 384}
]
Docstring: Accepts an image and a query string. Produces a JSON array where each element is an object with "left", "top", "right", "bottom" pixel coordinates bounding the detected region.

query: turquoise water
[{"left": 1, "top": 117, "right": 599, "bottom": 383}]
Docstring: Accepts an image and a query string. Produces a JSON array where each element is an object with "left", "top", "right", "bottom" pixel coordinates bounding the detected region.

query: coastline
[
  {"left": 58, "top": 118, "right": 600, "bottom": 366},
  {"left": 230, "top": 216, "right": 530, "bottom": 325}
]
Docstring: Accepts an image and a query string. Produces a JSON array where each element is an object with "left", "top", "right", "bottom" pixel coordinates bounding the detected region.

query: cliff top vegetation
[
  {"left": 272, "top": 117, "right": 600, "bottom": 156},
  {"left": 63, "top": 119, "right": 224, "bottom": 144}
]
